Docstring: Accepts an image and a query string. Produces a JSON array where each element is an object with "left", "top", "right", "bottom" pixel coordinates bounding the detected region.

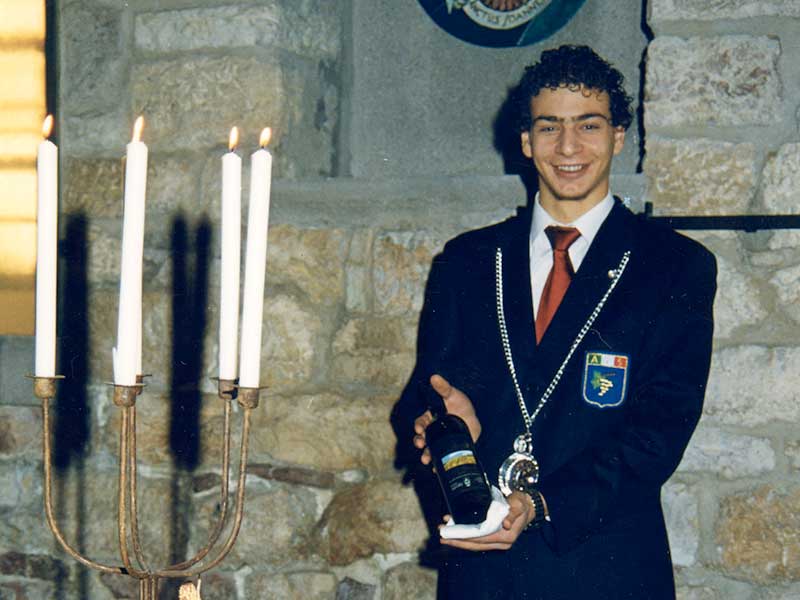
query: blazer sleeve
[
  {"left": 536, "top": 245, "right": 717, "bottom": 555},
  {"left": 392, "top": 242, "right": 465, "bottom": 460}
]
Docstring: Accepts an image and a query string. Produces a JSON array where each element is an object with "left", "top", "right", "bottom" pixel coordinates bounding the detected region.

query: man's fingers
[
  {"left": 414, "top": 411, "right": 433, "bottom": 435},
  {"left": 502, "top": 492, "right": 533, "bottom": 530},
  {"left": 440, "top": 538, "right": 512, "bottom": 551},
  {"left": 421, "top": 448, "right": 432, "bottom": 465},
  {"left": 430, "top": 374, "right": 452, "bottom": 399}
]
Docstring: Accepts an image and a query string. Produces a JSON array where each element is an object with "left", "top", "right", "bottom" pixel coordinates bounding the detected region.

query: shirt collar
[{"left": 530, "top": 192, "right": 615, "bottom": 246}]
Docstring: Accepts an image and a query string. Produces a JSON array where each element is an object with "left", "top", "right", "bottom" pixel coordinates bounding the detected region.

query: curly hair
[{"left": 515, "top": 45, "right": 633, "bottom": 132}]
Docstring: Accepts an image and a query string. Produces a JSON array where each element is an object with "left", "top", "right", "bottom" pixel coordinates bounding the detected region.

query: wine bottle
[{"left": 424, "top": 383, "right": 492, "bottom": 525}]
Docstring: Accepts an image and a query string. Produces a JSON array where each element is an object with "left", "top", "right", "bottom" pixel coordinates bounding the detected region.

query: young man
[{"left": 398, "top": 45, "right": 717, "bottom": 599}]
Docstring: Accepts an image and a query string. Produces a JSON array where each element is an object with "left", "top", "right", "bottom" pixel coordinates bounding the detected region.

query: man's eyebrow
[{"left": 532, "top": 113, "right": 612, "bottom": 123}]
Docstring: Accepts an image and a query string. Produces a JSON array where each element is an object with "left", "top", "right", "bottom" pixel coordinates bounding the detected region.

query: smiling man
[{"left": 397, "top": 46, "right": 717, "bottom": 599}]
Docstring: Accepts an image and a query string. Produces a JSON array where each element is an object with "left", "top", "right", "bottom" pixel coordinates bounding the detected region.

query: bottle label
[{"left": 441, "top": 450, "right": 477, "bottom": 471}]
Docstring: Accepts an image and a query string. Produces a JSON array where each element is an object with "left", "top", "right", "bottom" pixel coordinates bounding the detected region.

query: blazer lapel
[
  {"left": 497, "top": 207, "right": 539, "bottom": 380},
  {"left": 533, "top": 200, "right": 637, "bottom": 379}
]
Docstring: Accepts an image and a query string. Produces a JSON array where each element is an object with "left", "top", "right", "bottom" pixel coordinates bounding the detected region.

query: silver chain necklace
[{"left": 494, "top": 247, "right": 631, "bottom": 496}]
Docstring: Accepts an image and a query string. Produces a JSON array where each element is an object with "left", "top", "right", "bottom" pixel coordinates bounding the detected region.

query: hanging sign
[{"left": 418, "top": 0, "right": 588, "bottom": 48}]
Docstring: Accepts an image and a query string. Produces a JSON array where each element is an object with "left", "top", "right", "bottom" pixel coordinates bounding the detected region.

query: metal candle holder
[{"left": 33, "top": 374, "right": 260, "bottom": 599}]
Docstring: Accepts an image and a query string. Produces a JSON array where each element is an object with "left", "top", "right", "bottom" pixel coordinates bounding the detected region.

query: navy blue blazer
[{"left": 396, "top": 199, "right": 717, "bottom": 599}]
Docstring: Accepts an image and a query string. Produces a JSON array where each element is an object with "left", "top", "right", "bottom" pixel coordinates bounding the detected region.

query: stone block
[
  {"left": 85, "top": 288, "right": 173, "bottom": 385},
  {"left": 762, "top": 143, "right": 800, "bottom": 214},
  {"left": 383, "top": 562, "right": 437, "bottom": 600},
  {"left": 242, "top": 463, "right": 336, "bottom": 490},
  {"left": 145, "top": 155, "right": 204, "bottom": 219},
  {"left": 712, "top": 251, "right": 767, "bottom": 340},
  {"left": 345, "top": 230, "right": 374, "bottom": 313},
  {"left": 61, "top": 158, "right": 124, "bottom": 218},
  {"left": 678, "top": 423, "right": 775, "bottom": 478},
  {"left": 266, "top": 225, "right": 349, "bottom": 307},
  {"left": 189, "top": 572, "right": 236, "bottom": 599},
  {"left": 62, "top": 109, "right": 131, "bottom": 158},
  {"left": 250, "top": 392, "right": 396, "bottom": 473},
  {"left": 61, "top": 1, "right": 125, "bottom": 116},
  {"left": 645, "top": 36, "right": 781, "bottom": 128},
  {"left": 704, "top": 346, "right": 800, "bottom": 427},
  {"left": 651, "top": 0, "right": 800, "bottom": 21},
  {"left": 192, "top": 482, "right": 319, "bottom": 568},
  {"left": 0, "top": 461, "right": 39, "bottom": 510},
  {"left": 261, "top": 293, "right": 324, "bottom": 391},
  {"left": 676, "top": 587, "right": 719, "bottom": 600},
  {"left": 716, "top": 486, "right": 800, "bottom": 583},
  {"left": 99, "top": 393, "right": 225, "bottom": 469},
  {"left": 0, "top": 336, "right": 34, "bottom": 406},
  {"left": 337, "top": 577, "right": 376, "bottom": 600},
  {"left": 315, "top": 478, "right": 428, "bottom": 565},
  {"left": 0, "top": 580, "right": 57, "bottom": 599},
  {"left": 245, "top": 570, "right": 337, "bottom": 600},
  {"left": 786, "top": 441, "right": 800, "bottom": 471},
  {"left": 330, "top": 317, "right": 417, "bottom": 390},
  {"left": 770, "top": 264, "right": 800, "bottom": 324},
  {"left": 663, "top": 482, "right": 700, "bottom": 567},
  {"left": 0, "top": 551, "right": 68, "bottom": 581},
  {"left": 644, "top": 137, "right": 755, "bottom": 216},
  {"left": 131, "top": 56, "right": 286, "bottom": 153},
  {"left": 0, "top": 406, "right": 41, "bottom": 457},
  {"left": 97, "top": 571, "right": 137, "bottom": 599},
  {"left": 135, "top": 5, "right": 281, "bottom": 53},
  {"left": 372, "top": 232, "right": 441, "bottom": 316},
  {"left": 0, "top": 509, "right": 54, "bottom": 555},
  {"left": 54, "top": 470, "right": 177, "bottom": 566},
  {"left": 766, "top": 230, "right": 800, "bottom": 252},
  {"left": 135, "top": 3, "right": 340, "bottom": 59}
]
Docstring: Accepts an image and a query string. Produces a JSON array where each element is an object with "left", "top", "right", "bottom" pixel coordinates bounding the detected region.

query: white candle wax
[
  {"left": 238, "top": 130, "right": 272, "bottom": 388},
  {"left": 35, "top": 117, "right": 58, "bottom": 377},
  {"left": 113, "top": 117, "right": 148, "bottom": 386},
  {"left": 219, "top": 127, "right": 242, "bottom": 381}
]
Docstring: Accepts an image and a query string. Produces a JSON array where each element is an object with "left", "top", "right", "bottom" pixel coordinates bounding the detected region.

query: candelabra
[{"left": 32, "top": 374, "right": 259, "bottom": 599}]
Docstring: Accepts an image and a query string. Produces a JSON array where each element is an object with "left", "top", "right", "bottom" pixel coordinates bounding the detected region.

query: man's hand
[
  {"left": 440, "top": 491, "right": 536, "bottom": 551},
  {"left": 413, "top": 374, "right": 482, "bottom": 465}
]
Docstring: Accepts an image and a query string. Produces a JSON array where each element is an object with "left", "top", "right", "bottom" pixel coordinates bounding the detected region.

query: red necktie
[{"left": 535, "top": 226, "right": 581, "bottom": 344}]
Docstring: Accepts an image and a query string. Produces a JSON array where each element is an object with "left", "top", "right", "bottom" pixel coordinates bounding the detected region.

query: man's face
[{"left": 521, "top": 86, "right": 625, "bottom": 219}]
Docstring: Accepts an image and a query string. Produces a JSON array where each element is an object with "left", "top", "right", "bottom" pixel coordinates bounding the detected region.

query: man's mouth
[{"left": 555, "top": 164, "right": 586, "bottom": 173}]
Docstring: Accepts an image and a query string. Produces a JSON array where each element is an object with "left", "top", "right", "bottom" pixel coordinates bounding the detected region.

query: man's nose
[{"left": 556, "top": 125, "right": 581, "bottom": 155}]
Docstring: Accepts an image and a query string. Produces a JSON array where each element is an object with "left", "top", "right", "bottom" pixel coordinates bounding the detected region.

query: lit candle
[
  {"left": 113, "top": 116, "right": 148, "bottom": 386},
  {"left": 238, "top": 128, "right": 272, "bottom": 388},
  {"left": 219, "top": 126, "right": 242, "bottom": 381},
  {"left": 35, "top": 115, "right": 58, "bottom": 377}
]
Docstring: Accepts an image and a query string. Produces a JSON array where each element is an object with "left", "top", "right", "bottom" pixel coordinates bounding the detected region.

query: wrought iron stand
[{"left": 33, "top": 375, "right": 258, "bottom": 599}]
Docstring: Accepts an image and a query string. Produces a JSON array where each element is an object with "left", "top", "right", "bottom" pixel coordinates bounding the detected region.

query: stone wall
[
  {"left": 1, "top": 0, "right": 799, "bottom": 598},
  {"left": 645, "top": 2, "right": 800, "bottom": 598}
]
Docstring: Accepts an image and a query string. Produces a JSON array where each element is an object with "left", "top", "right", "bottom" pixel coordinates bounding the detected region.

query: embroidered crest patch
[{"left": 582, "top": 351, "right": 629, "bottom": 408}]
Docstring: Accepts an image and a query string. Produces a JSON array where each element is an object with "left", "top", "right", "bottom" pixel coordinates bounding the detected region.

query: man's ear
[
  {"left": 521, "top": 131, "right": 533, "bottom": 159},
  {"left": 612, "top": 127, "right": 625, "bottom": 156}
]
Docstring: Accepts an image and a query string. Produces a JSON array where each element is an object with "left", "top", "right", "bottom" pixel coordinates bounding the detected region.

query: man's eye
[{"left": 536, "top": 125, "right": 558, "bottom": 134}]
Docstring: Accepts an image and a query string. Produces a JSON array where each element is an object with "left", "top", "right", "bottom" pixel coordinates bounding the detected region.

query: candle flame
[
  {"left": 228, "top": 126, "right": 239, "bottom": 151},
  {"left": 42, "top": 114, "right": 54, "bottom": 138},
  {"left": 259, "top": 127, "right": 272, "bottom": 148},
  {"left": 132, "top": 116, "right": 144, "bottom": 143}
]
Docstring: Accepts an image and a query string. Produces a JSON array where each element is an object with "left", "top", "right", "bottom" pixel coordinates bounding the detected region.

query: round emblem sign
[{"left": 418, "top": 0, "right": 588, "bottom": 48}]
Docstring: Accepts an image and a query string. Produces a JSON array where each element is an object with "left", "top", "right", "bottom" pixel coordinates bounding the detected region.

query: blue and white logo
[{"left": 582, "top": 351, "right": 629, "bottom": 408}]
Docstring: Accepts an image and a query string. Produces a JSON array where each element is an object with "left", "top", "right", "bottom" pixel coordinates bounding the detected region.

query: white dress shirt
[{"left": 529, "top": 193, "right": 615, "bottom": 318}]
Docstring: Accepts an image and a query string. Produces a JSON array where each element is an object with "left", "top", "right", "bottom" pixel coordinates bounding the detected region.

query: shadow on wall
[
  {"left": 55, "top": 212, "right": 90, "bottom": 599},
  {"left": 51, "top": 212, "right": 213, "bottom": 598},
  {"left": 493, "top": 81, "right": 539, "bottom": 203},
  {"left": 165, "top": 214, "right": 212, "bottom": 599}
]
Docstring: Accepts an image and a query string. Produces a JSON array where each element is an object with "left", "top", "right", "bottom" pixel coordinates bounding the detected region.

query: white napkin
[{"left": 440, "top": 486, "right": 510, "bottom": 540}]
